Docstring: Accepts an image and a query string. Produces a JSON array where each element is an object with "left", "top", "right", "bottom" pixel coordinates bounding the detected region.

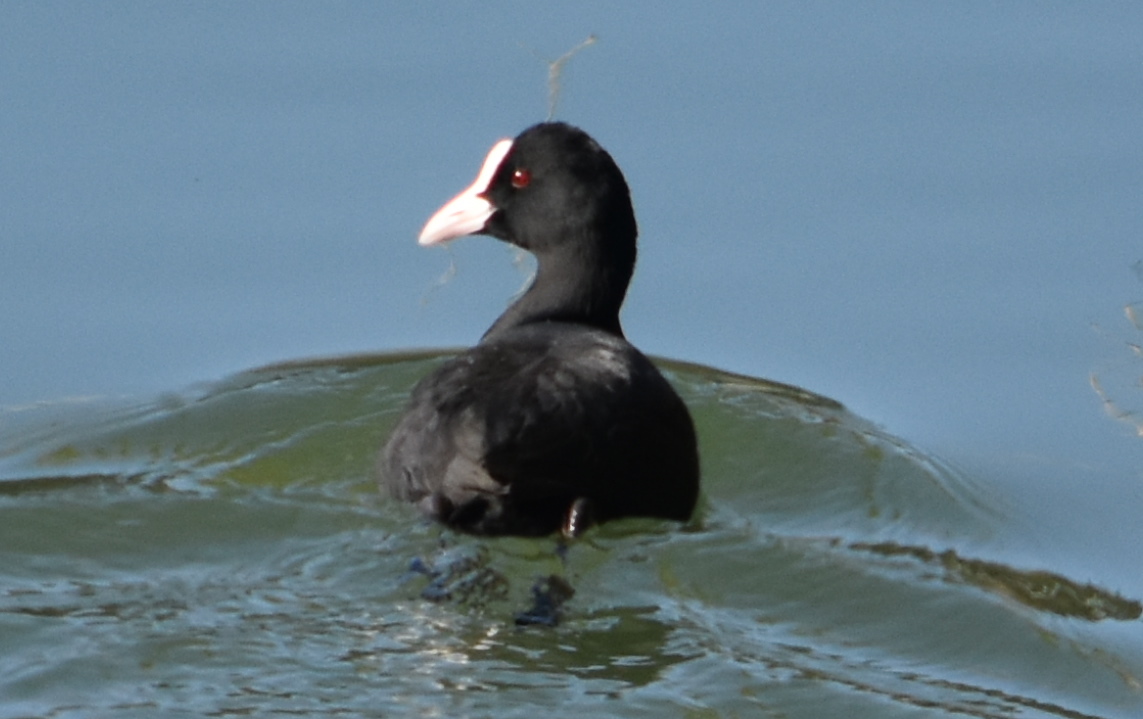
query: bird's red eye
[{"left": 511, "top": 168, "right": 532, "bottom": 189}]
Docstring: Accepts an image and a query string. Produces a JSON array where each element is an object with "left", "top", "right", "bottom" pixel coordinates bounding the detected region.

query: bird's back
[{"left": 381, "top": 322, "right": 699, "bottom": 535}]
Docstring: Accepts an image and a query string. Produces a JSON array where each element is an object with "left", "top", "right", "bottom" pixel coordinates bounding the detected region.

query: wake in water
[{"left": 1, "top": 354, "right": 1141, "bottom": 718}]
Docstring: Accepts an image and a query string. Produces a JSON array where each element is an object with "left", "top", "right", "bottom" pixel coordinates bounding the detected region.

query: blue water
[{"left": 2, "top": 3, "right": 1143, "bottom": 715}]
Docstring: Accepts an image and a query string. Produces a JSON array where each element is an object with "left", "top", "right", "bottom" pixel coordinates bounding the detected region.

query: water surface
[{"left": 2, "top": 355, "right": 1140, "bottom": 717}]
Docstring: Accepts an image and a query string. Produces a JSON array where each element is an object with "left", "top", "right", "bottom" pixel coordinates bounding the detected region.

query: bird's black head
[
  {"left": 417, "top": 122, "right": 639, "bottom": 337},
  {"left": 419, "top": 122, "right": 636, "bottom": 258},
  {"left": 480, "top": 123, "right": 637, "bottom": 259}
]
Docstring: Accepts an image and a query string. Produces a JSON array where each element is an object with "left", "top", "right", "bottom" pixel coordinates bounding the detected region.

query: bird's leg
[
  {"left": 561, "top": 496, "right": 595, "bottom": 539},
  {"left": 513, "top": 498, "right": 593, "bottom": 626}
]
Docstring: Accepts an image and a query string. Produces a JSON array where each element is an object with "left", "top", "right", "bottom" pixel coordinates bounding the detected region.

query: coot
[{"left": 381, "top": 122, "right": 699, "bottom": 536}]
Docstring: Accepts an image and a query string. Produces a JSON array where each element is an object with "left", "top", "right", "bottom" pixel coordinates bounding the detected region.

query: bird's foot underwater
[
  {"left": 406, "top": 544, "right": 509, "bottom": 605},
  {"left": 405, "top": 542, "right": 577, "bottom": 626},
  {"left": 514, "top": 574, "right": 576, "bottom": 627}
]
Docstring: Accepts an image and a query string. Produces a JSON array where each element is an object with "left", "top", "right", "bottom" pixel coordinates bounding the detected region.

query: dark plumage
[{"left": 380, "top": 122, "right": 699, "bottom": 536}]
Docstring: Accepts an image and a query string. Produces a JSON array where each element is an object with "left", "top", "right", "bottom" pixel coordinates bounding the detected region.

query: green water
[{"left": 1, "top": 354, "right": 1140, "bottom": 718}]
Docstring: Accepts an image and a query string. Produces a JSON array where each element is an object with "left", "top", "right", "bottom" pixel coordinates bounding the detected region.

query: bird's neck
[{"left": 482, "top": 240, "right": 634, "bottom": 341}]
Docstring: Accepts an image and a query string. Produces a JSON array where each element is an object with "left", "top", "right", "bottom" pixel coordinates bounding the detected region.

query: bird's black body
[{"left": 381, "top": 123, "right": 699, "bottom": 536}]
